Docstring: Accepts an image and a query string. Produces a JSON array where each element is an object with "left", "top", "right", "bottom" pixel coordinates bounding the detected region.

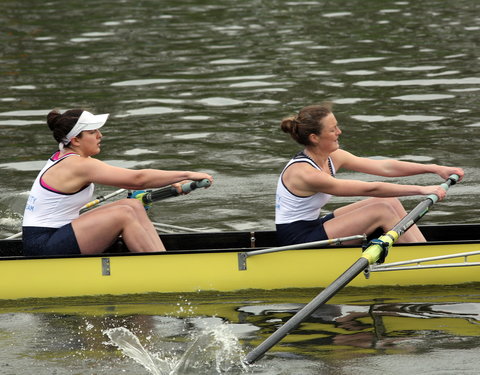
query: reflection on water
[
  {"left": 239, "top": 298, "right": 480, "bottom": 359},
  {"left": 1, "top": 288, "right": 480, "bottom": 374}
]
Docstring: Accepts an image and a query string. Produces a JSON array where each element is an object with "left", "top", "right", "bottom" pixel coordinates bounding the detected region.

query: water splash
[
  {"left": 104, "top": 327, "right": 165, "bottom": 375},
  {"left": 104, "top": 318, "right": 249, "bottom": 375}
]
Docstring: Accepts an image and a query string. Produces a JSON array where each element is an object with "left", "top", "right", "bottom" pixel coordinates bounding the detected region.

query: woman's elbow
[
  {"left": 360, "top": 182, "right": 384, "bottom": 196},
  {"left": 126, "top": 170, "right": 150, "bottom": 190}
]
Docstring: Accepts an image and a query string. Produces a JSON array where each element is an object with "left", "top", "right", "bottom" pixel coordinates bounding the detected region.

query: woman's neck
[
  {"left": 61, "top": 146, "right": 83, "bottom": 157},
  {"left": 303, "top": 147, "right": 329, "bottom": 166}
]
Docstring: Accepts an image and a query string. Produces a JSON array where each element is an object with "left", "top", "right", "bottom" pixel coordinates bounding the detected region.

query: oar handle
[
  {"left": 181, "top": 178, "right": 211, "bottom": 193},
  {"left": 140, "top": 178, "right": 211, "bottom": 205},
  {"left": 427, "top": 174, "right": 459, "bottom": 203}
]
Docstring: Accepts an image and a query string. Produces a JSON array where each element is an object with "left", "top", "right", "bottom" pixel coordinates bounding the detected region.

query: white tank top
[
  {"left": 22, "top": 152, "right": 94, "bottom": 228},
  {"left": 275, "top": 152, "right": 336, "bottom": 224}
]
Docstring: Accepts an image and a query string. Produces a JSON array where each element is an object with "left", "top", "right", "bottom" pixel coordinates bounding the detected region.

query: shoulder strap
[{"left": 50, "top": 151, "right": 79, "bottom": 162}]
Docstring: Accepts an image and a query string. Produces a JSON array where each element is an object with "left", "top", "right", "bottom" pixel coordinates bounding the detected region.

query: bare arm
[
  {"left": 78, "top": 157, "right": 213, "bottom": 190},
  {"left": 315, "top": 175, "right": 446, "bottom": 198},
  {"left": 332, "top": 149, "right": 464, "bottom": 181},
  {"left": 284, "top": 162, "right": 447, "bottom": 200}
]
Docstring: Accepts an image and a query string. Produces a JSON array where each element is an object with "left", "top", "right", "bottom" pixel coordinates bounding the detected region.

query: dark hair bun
[
  {"left": 45, "top": 108, "right": 83, "bottom": 144},
  {"left": 280, "top": 104, "right": 332, "bottom": 146},
  {"left": 280, "top": 116, "right": 298, "bottom": 135},
  {"left": 47, "top": 109, "right": 62, "bottom": 131}
]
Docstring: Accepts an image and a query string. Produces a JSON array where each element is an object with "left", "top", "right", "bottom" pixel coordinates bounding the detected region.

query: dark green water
[
  {"left": 1, "top": 287, "right": 480, "bottom": 374},
  {"left": 0, "top": 0, "right": 479, "bottom": 373}
]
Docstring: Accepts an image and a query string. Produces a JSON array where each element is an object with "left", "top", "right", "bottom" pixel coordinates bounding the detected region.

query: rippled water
[
  {"left": 0, "top": 0, "right": 479, "bottom": 373},
  {"left": 1, "top": 288, "right": 480, "bottom": 374},
  {"left": 1, "top": 0, "right": 479, "bottom": 237}
]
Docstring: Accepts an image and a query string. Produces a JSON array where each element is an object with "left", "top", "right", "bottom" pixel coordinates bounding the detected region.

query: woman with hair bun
[
  {"left": 275, "top": 103, "right": 464, "bottom": 246},
  {"left": 22, "top": 109, "right": 213, "bottom": 255}
]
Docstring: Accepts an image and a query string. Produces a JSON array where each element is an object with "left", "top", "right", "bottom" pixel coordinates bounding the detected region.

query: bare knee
[
  {"left": 376, "top": 200, "right": 402, "bottom": 216},
  {"left": 117, "top": 198, "right": 148, "bottom": 214},
  {"left": 370, "top": 198, "right": 406, "bottom": 216},
  {"left": 117, "top": 198, "right": 143, "bottom": 208},
  {"left": 383, "top": 197, "right": 404, "bottom": 210},
  {"left": 360, "top": 202, "right": 401, "bottom": 232},
  {"left": 111, "top": 204, "right": 139, "bottom": 225},
  {"left": 368, "top": 197, "right": 401, "bottom": 206}
]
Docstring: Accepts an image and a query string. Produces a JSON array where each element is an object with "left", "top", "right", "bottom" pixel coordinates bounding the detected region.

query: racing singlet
[
  {"left": 275, "top": 151, "right": 336, "bottom": 224},
  {"left": 22, "top": 152, "right": 94, "bottom": 228}
]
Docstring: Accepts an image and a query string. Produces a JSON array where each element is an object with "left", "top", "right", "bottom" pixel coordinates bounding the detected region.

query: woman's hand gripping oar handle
[
  {"left": 427, "top": 173, "right": 459, "bottom": 203},
  {"left": 134, "top": 179, "right": 211, "bottom": 206},
  {"left": 375, "top": 173, "right": 459, "bottom": 254},
  {"left": 363, "top": 173, "right": 460, "bottom": 265},
  {"left": 243, "top": 174, "right": 460, "bottom": 365}
]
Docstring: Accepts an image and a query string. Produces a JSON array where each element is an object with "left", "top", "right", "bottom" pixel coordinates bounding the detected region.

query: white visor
[{"left": 59, "top": 111, "right": 109, "bottom": 149}]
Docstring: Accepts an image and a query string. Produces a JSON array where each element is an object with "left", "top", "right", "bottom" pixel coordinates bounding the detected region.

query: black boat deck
[{"left": 1, "top": 224, "right": 479, "bottom": 257}]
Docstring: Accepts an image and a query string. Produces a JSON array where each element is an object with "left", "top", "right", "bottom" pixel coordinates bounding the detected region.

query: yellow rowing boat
[{"left": 1, "top": 224, "right": 479, "bottom": 300}]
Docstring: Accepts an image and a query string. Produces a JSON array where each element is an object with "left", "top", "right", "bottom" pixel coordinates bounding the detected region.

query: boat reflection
[
  {"left": 1, "top": 288, "right": 480, "bottom": 369},
  {"left": 239, "top": 298, "right": 480, "bottom": 357}
]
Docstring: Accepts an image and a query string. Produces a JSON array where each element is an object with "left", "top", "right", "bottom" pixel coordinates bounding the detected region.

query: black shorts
[
  {"left": 22, "top": 224, "right": 81, "bottom": 256},
  {"left": 276, "top": 213, "right": 335, "bottom": 246}
]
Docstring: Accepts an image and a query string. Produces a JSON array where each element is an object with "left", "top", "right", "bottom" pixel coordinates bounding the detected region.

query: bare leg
[
  {"left": 324, "top": 197, "right": 426, "bottom": 244},
  {"left": 72, "top": 199, "right": 165, "bottom": 254},
  {"left": 334, "top": 197, "right": 425, "bottom": 242}
]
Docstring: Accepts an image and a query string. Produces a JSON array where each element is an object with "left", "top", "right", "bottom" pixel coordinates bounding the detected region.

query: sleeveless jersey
[
  {"left": 275, "top": 152, "right": 336, "bottom": 224},
  {"left": 22, "top": 152, "right": 94, "bottom": 228}
]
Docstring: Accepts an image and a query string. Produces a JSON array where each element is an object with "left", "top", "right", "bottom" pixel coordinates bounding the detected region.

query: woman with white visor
[{"left": 22, "top": 108, "right": 213, "bottom": 255}]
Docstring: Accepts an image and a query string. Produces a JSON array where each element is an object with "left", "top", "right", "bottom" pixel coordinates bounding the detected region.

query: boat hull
[{"left": 1, "top": 226, "right": 480, "bottom": 300}]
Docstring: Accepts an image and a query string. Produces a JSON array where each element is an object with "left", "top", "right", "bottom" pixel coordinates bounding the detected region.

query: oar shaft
[
  {"left": 141, "top": 179, "right": 211, "bottom": 205},
  {"left": 80, "top": 188, "right": 126, "bottom": 213},
  {"left": 245, "top": 257, "right": 369, "bottom": 364},
  {"left": 391, "top": 174, "right": 458, "bottom": 237},
  {"left": 144, "top": 186, "right": 177, "bottom": 203}
]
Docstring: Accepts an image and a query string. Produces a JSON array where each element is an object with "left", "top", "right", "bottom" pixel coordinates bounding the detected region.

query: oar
[
  {"left": 80, "top": 188, "right": 127, "bottom": 213},
  {"left": 83, "top": 179, "right": 211, "bottom": 211},
  {"left": 134, "top": 178, "right": 211, "bottom": 206},
  {"left": 244, "top": 174, "right": 459, "bottom": 364}
]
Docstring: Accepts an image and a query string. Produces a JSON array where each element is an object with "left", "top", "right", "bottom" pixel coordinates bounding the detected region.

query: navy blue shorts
[
  {"left": 22, "top": 224, "right": 81, "bottom": 256},
  {"left": 276, "top": 213, "right": 335, "bottom": 246}
]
